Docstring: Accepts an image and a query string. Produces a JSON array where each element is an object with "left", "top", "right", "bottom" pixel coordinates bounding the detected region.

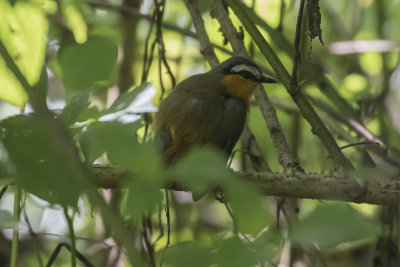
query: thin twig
[
  {"left": 160, "top": 190, "right": 171, "bottom": 267},
  {"left": 340, "top": 141, "right": 381, "bottom": 150},
  {"left": 0, "top": 185, "right": 9, "bottom": 200},
  {"left": 290, "top": 0, "right": 305, "bottom": 87},
  {"left": 141, "top": 218, "right": 156, "bottom": 267},
  {"left": 277, "top": 0, "right": 285, "bottom": 32},
  {"left": 45, "top": 242, "right": 94, "bottom": 267},
  {"left": 23, "top": 210, "right": 44, "bottom": 267}
]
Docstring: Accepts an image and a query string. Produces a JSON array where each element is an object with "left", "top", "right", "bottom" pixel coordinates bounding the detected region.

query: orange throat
[{"left": 222, "top": 74, "right": 259, "bottom": 109}]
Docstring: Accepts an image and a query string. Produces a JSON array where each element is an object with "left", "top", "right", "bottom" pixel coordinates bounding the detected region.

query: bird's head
[{"left": 213, "top": 57, "right": 277, "bottom": 102}]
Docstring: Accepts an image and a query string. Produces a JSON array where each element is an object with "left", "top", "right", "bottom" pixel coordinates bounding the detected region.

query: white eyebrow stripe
[{"left": 230, "top": 64, "right": 262, "bottom": 79}]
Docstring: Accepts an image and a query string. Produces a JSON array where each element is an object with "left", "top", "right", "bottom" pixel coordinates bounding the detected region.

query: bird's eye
[{"left": 241, "top": 71, "right": 251, "bottom": 80}]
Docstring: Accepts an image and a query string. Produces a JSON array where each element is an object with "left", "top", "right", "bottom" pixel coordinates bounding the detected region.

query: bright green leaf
[
  {"left": 0, "top": 57, "right": 27, "bottom": 106},
  {"left": 58, "top": 36, "right": 118, "bottom": 92},
  {"left": 0, "top": 0, "right": 48, "bottom": 106},
  {"left": 60, "top": 0, "right": 88, "bottom": 44}
]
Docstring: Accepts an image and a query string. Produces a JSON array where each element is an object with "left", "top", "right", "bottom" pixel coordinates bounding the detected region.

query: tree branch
[
  {"left": 93, "top": 165, "right": 400, "bottom": 206},
  {"left": 184, "top": 0, "right": 220, "bottom": 68}
]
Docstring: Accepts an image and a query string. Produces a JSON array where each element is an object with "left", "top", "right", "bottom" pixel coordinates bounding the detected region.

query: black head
[{"left": 213, "top": 56, "right": 277, "bottom": 83}]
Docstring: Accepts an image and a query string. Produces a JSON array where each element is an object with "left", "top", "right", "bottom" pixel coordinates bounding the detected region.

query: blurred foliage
[{"left": 0, "top": 0, "right": 399, "bottom": 266}]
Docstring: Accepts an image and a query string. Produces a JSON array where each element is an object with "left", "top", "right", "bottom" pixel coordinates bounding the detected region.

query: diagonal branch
[
  {"left": 184, "top": 0, "right": 220, "bottom": 68},
  {"left": 225, "top": 0, "right": 353, "bottom": 172}
]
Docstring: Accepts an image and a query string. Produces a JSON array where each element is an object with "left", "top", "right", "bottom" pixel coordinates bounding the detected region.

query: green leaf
[
  {"left": 162, "top": 241, "right": 214, "bottom": 267},
  {"left": 124, "top": 178, "right": 163, "bottom": 219},
  {"left": 58, "top": 36, "right": 118, "bottom": 92},
  {"left": 290, "top": 202, "right": 380, "bottom": 248},
  {"left": 104, "top": 83, "right": 151, "bottom": 115},
  {"left": 0, "top": 0, "right": 48, "bottom": 106},
  {"left": 79, "top": 121, "right": 164, "bottom": 219},
  {"left": 173, "top": 147, "right": 233, "bottom": 197},
  {"left": 78, "top": 121, "right": 144, "bottom": 167},
  {"left": 58, "top": 89, "right": 100, "bottom": 125},
  {"left": 225, "top": 180, "right": 271, "bottom": 235},
  {"left": 0, "top": 115, "right": 83, "bottom": 206},
  {"left": 60, "top": 0, "right": 88, "bottom": 44},
  {"left": 214, "top": 237, "right": 264, "bottom": 267},
  {"left": 0, "top": 210, "right": 14, "bottom": 230},
  {"left": 0, "top": 56, "right": 28, "bottom": 107}
]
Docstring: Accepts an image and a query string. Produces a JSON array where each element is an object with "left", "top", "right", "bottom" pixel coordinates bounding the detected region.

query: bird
[{"left": 155, "top": 56, "right": 276, "bottom": 164}]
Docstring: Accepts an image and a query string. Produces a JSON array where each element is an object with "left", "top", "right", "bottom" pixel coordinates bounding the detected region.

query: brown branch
[
  {"left": 184, "top": 0, "right": 220, "bottom": 68},
  {"left": 210, "top": 0, "right": 247, "bottom": 56},
  {"left": 118, "top": 0, "right": 142, "bottom": 93},
  {"left": 93, "top": 165, "right": 400, "bottom": 206}
]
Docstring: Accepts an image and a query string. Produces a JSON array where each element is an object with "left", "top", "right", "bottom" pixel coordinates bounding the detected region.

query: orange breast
[{"left": 221, "top": 74, "right": 259, "bottom": 109}]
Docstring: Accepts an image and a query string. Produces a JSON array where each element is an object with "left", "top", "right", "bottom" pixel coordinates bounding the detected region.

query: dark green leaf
[
  {"left": 225, "top": 180, "right": 271, "bottom": 235},
  {"left": 58, "top": 89, "right": 99, "bottom": 125},
  {"left": 214, "top": 237, "right": 263, "bottom": 267},
  {"left": 124, "top": 178, "right": 163, "bottom": 219},
  {"left": 162, "top": 241, "right": 214, "bottom": 267},
  {"left": 58, "top": 36, "right": 117, "bottom": 92},
  {"left": 0, "top": 115, "right": 83, "bottom": 206},
  {"left": 33, "top": 65, "right": 48, "bottom": 108},
  {"left": 173, "top": 147, "right": 233, "bottom": 197},
  {"left": 290, "top": 202, "right": 380, "bottom": 248},
  {"left": 78, "top": 121, "right": 140, "bottom": 165}
]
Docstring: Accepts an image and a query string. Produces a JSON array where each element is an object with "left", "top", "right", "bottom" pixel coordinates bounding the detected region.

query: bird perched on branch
[{"left": 156, "top": 56, "right": 276, "bottom": 164}]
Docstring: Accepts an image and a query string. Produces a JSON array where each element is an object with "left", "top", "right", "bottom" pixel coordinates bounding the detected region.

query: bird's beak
[{"left": 260, "top": 76, "right": 277, "bottom": 83}]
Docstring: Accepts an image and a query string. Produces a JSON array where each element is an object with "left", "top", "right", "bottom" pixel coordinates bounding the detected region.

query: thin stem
[
  {"left": 64, "top": 207, "right": 77, "bottom": 267},
  {"left": 10, "top": 185, "right": 21, "bottom": 267}
]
